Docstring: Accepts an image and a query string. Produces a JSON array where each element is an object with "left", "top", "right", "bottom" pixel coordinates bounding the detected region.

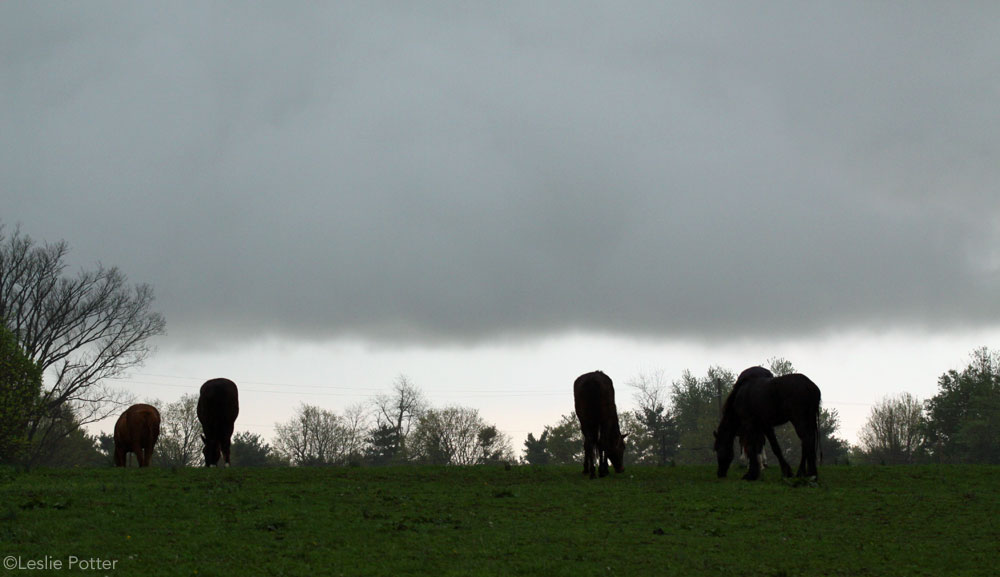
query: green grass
[{"left": 1, "top": 465, "right": 997, "bottom": 576}]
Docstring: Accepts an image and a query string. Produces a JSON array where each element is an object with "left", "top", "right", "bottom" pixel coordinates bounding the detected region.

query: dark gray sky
[{"left": 4, "top": 3, "right": 999, "bottom": 347}]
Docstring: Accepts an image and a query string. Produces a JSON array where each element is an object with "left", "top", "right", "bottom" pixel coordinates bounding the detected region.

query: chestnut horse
[{"left": 114, "top": 404, "right": 161, "bottom": 467}]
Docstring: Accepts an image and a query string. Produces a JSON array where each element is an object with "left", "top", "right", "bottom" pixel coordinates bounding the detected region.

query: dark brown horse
[
  {"left": 574, "top": 371, "right": 627, "bottom": 479},
  {"left": 197, "top": 378, "right": 239, "bottom": 467},
  {"left": 113, "top": 404, "right": 161, "bottom": 467},
  {"left": 734, "top": 366, "right": 774, "bottom": 472},
  {"left": 714, "top": 367, "right": 821, "bottom": 481}
]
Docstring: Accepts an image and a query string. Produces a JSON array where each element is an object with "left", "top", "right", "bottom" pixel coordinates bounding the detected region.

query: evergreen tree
[
  {"left": 522, "top": 430, "right": 550, "bottom": 465},
  {"left": 924, "top": 347, "right": 1000, "bottom": 463},
  {"left": 231, "top": 431, "right": 281, "bottom": 467}
]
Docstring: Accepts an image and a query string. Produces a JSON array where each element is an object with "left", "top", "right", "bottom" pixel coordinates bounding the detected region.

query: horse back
[
  {"left": 115, "top": 404, "right": 158, "bottom": 444},
  {"left": 573, "top": 371, "right": 618, "bottom": 430},
  {"left": 198, "top": 378, "right": 240, "bottom": 437},
  {"left": 770, "top": 373, "right": 820, "bottom": 404},
  {"left": 761, "top": 374, "right": 821, "bottom": 425}
]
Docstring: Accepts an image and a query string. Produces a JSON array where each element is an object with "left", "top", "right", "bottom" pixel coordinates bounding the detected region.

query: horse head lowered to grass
[
  {"left": 574, "top": 370, "right": 628, "bottom": 479},
  {"left": 714, "top": 367, "right": 821, "bottom": 481}
]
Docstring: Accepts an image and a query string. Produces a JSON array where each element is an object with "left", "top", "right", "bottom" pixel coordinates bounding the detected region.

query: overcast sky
[{"left": 3, "top": 3, "right": 999, "bottom": 447}]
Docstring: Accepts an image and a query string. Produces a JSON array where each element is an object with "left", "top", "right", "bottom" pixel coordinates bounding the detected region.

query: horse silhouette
[
  {"left": 197, "top": 378, "right": 239, "bottom": 467},
  {"left": 574, "top": 371, "right": 627, "bottom": 479},
  {"left": 714, "top": 367, "right": 821, "bottom": 480},
  {"left": 113, "top": 404, "right": 160, "bottom": 467}
]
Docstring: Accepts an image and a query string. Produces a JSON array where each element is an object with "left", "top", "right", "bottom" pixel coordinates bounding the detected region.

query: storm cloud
[{"left": 4, "top": 3, "right": 999, "bottom": 346}]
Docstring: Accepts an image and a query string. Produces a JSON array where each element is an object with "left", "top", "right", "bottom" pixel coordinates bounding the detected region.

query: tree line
[
  {"left": 523, "top": 360, "right": 851, "bottom": 468},
  {"left": 3, "top": 222, "right": 1000, "bottom": 468},
  {"left": 521, "top": 349, "right": 1000, "bottom": 467},
  {"left": 854, "top": 347, "right": 1000, "bottom": 464},
  {"left": 102, "top": 376, "right": 516, "bottom": 468}
]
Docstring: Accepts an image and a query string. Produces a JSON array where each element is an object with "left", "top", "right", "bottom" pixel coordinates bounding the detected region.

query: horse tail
[
  {"left": 146, "top": 416, "right": 158, "bottom": 445},
  {"left": 816, "top": 422, "right": 824, "bottom": 465},
  {"left": 145, "top": 412, "right": 160, "bottom": 465},
  {"left": 815, "top": 391, "right": 824, "bottom": 465}
]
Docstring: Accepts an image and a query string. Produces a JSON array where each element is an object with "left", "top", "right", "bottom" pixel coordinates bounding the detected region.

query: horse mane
[
  {"left": 719, "top": 366, "right": 775, "bottom": 430},
  {"left": 718, "top": 384, "right": 744, "bottom": 432},
  {"left": 720, "top": 386, "right": 741, "bottom": 423}
]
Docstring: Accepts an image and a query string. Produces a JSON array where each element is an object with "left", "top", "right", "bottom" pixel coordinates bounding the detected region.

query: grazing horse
[
  {"left": 734, "top": 366, "right": 774, "bottom": 472},
  {"left": 574, "top": 371, "right": 627, "bottom": 479},
  {"left": 113, "top": 404, "right": 161, "bottom": 467},
  {"left": 197, "top": 378, "right": 240, "bottom": 467},
  {"left": 714, "top": 367, "right": 821, "bottom": 481}
]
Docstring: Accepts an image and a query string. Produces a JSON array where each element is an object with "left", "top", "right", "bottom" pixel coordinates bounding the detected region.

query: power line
[
  {"left": 115, "top": 373, "right": 568, "bottom": 397},
  {"left": 112, "top": 374, "right": 875, "bottom": 407},
  {"left": 124, "top": 373, "right": 384, "bottom": 391}
]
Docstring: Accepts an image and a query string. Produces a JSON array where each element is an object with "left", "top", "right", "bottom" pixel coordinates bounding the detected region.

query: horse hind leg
[
  {"left": 582, "top": 435, "right": 596, "bottom": 478},
  {"left": 130, "top": 441, "right": 146, "bottom": 467},
  {"left": 765, "top": 428, "right": 793, "bottom": 477},
  {"left": 741, "top": 436, "right": 764, "bottom": 481},
  {"left": 792, "top": 421, "right": 818, "bottom": 477},
  {"left": 598, "top": 448, "right": 609, "bottom": 478},
  {"left": 811, "top": 428, "right": 822, "bottom": 477},
  {"left": 800, "top": 431, "right": 818, "bottom": 477}
]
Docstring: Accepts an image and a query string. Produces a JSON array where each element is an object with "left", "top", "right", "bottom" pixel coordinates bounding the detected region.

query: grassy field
[{"left": 1, "top": 465, "right": 997, "bottom": 576}]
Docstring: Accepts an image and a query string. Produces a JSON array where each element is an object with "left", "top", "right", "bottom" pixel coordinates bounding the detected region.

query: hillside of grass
[{"left": 1, "top": 465, "right": 996, "bottom": 576}]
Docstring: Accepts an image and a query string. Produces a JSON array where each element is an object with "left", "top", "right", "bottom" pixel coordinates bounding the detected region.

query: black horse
[
  {"left": 714, "top": 367, "right": 821, "bottom": 481},
  {"left": 197, "top": 378, "right": 239, "bottom": 467},
  {"left": 574, "top": 371, "right": 628, "bottom": 479}
]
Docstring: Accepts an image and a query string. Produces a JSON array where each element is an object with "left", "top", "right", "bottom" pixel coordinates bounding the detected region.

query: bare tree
[
  {"left": 858, "top": 393, "right": 926, "bottom": 464},
  {"left": 372, "top": 375, "right": 426, "bottom": 459},
  {"left": 629, "top": 369, "right": 677, "bottom": 465},
  {"left": 274, "top": 404, "right": 346, "bottom": 466},
  {"left": 411, "top": 406, "right": 511, "bottom": 465},
  {"left": 157, "top": 394, "right": 201, "bottom": 467},
  {"left": 341, "top": 402, "right": 370, "bottom": 464},
  {"left": 766, "top": 357, "right": 796, "bottom": 377},
  {"left": 631, "top": 369, "right": 669, "bottom": 417},
  {"left": 0, "top": 224, "right": 166, "bottom": 462}
]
